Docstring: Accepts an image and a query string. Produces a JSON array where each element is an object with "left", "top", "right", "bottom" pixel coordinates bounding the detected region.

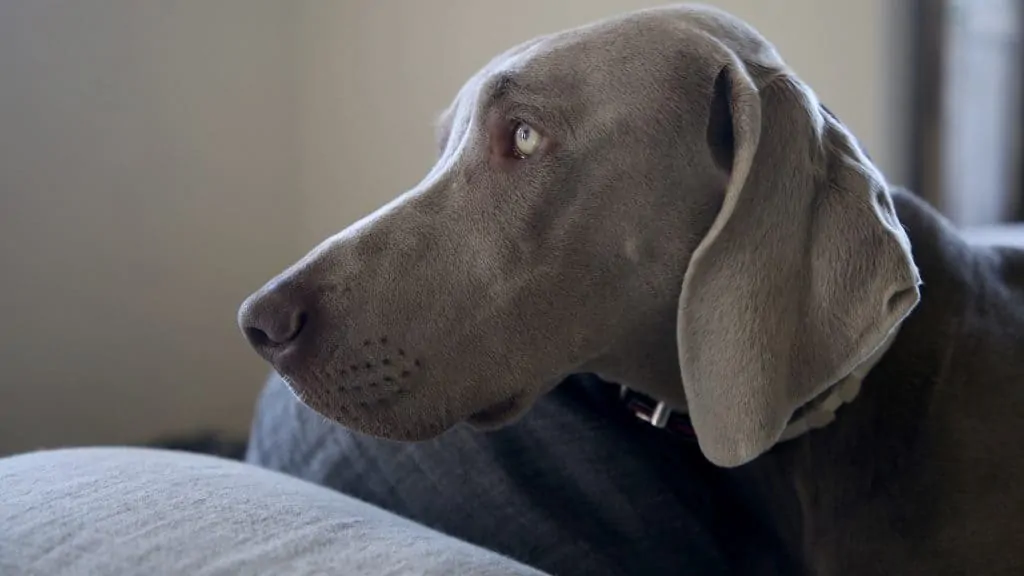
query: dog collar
[
  {"left": 618, "top": 385, "right": 698, "bottom": 439},
  {"left": 619, "top": 328, "right": 900, "bottom": 445}
]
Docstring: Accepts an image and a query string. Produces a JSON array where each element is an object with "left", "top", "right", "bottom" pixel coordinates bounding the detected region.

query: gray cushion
[
  {"left": 247, "top": 373, "right": 794, "bottom": 575},
  {"left": 0, "top": 447, "right": 547, "bottom": 576}
]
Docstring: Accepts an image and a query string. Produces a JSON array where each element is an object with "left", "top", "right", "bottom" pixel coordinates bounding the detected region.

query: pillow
[
  {"left": 246, "top": 372, "right": 795, "bottom": 575},
  {"left": 0, "top": 447, "right": 546, "bottom": 576}
]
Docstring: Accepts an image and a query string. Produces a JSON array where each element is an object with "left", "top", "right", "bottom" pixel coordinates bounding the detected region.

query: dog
[{"left": 239, "top": 4, "right": 1024, "bottom": 574}]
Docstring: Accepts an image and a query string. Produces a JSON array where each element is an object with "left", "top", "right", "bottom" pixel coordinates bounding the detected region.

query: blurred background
[{"left": 0, "top": 0, "right": 1020, "bottom": 456}]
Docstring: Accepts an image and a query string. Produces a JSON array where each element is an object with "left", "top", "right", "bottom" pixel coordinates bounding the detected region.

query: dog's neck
[
  {"left": 591, "top": 323, "right": 900, "bottom": 447},
  {"left": 776, "top": 326, "right": 899, "bottom": 442},
  {"left": 597, "top": 190, "right": 1016, "bottom": 573},
  {"left": 736, "top": 190, "right": 1012, "bottom": 574},
  {"left": 586, "top": 189, "right": 970, "bottom": 454}
]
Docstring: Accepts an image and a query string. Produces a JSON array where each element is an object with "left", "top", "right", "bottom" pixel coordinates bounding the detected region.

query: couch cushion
[
  {"left": 0, "top": 447, "right": 546, "bottom": 576},
  {"left": 247, "top": 373, "right": 796, "bottom": 576}
]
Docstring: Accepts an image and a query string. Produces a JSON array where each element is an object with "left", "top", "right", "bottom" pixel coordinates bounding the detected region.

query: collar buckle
[{"left": 618, "top": 385, "right": 689, "bottom": 434}]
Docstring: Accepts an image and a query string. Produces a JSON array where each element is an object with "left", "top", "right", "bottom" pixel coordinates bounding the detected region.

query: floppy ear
[{"left": 678, "top": 60, "right": 921, "bottom": 468}]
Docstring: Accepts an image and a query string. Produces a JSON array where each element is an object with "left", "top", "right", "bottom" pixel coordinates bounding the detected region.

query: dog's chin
[
  {"left": 345, "top": 416, "right": 453, "bottom": 443},
  {"left": 277, "top": 376, "right": 436, "bottom": 441},
  {"left": 322, "top": 394, "right": 533, "bottom": 440},
  {"left": 311, "top": 400, "right": 453, "bottom": 442},
  {"left": 281, "top": 370, "right": 534, "bottom": 438},
  {"left": 466, "top": 393, "right": 533, "bottom": 430}
]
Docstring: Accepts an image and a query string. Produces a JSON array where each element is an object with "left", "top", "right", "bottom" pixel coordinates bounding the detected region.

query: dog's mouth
[
  {"left": 272, "top": 330, "right": 539, "bottom": 438},
  {"left": 272, "top": 332, "right": 424, "bottom": 396},
  {"left": 281, "top": 367, "right": 407, "bottom": 407},
  {"left": 467, "top": 393, "right": 529, "bottom": 429}
]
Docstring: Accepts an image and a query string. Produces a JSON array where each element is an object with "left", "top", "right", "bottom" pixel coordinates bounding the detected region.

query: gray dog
[{"left": 240, "top": 4, "right": 1024, "bottom": 574}]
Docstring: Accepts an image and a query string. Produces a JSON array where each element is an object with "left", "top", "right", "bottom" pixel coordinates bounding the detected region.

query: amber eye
[{"left": 512, "top": 121, "right": 541, "bottom": 158}]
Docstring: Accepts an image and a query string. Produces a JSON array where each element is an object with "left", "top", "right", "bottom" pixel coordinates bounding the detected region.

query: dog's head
[{"left": 238, "top": 4, "right": 920, "bottom": 467}]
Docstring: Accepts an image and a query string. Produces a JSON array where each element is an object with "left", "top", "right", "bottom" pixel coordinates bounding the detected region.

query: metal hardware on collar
[
  {"left": 617, "top": 385, "right": 696, "bottom": 439},
  {"left": 650, "top": 401, "right": 670, "bottom": 428}
]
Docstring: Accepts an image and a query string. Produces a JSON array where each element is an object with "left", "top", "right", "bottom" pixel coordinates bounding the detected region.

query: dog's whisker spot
[
  {"left": 414, "top": 359, "right": 422, "bottom": 368},
  {"left": 365, "top": 362, "right": 373, "bottom": 369},
  {"left": 363, "top": 339, "right": 371, "bottom": 347},
  {"left": 380, "top": 337, "right": 388, "bottom": 345},
  {"left": 400, "top": 370, "right": 410, "bottom": 378},
  {"left": 397, "top": 349, "right": 405, "bottom": 357},
  {"left": 384, "top": 376, "right": 394, "bottom": 382}
]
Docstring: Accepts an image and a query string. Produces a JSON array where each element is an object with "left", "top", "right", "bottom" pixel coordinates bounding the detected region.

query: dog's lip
[
  {"left": 260, "top": 349, "right": 299, "bottom": 378},
  {"left": 282, "top": 371, "right": 406, "bottom": 413},
  {"left": 467, "top": 393, "right": 526, "bottom": 425}
]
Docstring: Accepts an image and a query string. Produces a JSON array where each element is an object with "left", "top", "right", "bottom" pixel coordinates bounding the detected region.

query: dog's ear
[{"left": 677, "top": 60, "right": 921, "bottom": 467}]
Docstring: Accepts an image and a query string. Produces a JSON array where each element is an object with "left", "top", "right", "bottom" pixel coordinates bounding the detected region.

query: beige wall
[
  {"left": 0, "top": 1, "right": 909, "bottom": 455},
  {"left": 0, "top": 1, "right": 302, "bottom": 454}
]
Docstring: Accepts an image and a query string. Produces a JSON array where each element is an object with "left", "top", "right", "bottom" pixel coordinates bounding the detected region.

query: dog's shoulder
[
  {"left": 766, "top": 190, "right": 1024, "bottom": 574},
  {"left": 883, "top": 191, "right": 1024, "bottom": 572},
  {"left": 920, "top": 238, "right": 1024, "bottom": 574},
  {"left": 976, "top": 242, "right": 1024, "bottom": 310}
]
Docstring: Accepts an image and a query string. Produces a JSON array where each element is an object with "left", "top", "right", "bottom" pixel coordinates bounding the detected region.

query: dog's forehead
[
  {"left": 486, "top": 16, "right": 678, "bottom": 82},
  {"left": 472, "top": 6, "right": 780, "bottom": 96},
  {"left": 436, "top": 5, "right": 784, "bottom": 140},
  {"left": 449, "top": 25, "right": 670, "bottom": 113}
]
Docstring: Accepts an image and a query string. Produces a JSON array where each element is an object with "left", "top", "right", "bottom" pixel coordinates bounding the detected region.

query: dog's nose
[{"left": 238, "top": 282, "right": 309, "bottom": 357}]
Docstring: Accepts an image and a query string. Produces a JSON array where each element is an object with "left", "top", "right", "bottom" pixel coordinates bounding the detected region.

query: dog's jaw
[{"left": 467, "top": 394, "right": 530, "bottom": 429}]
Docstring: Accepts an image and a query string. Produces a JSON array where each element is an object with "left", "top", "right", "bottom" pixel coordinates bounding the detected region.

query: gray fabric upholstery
[
  {"left": 247, "top": 372, "right": 795, "bottom": 576},
  {"left": 0, "top": 447, "right": 546, "bottom": 576}
]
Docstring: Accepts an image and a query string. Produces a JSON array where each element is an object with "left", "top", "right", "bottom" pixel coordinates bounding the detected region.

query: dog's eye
[{"left": 512, "top": 121, "right": 541, "bottom": 158}]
